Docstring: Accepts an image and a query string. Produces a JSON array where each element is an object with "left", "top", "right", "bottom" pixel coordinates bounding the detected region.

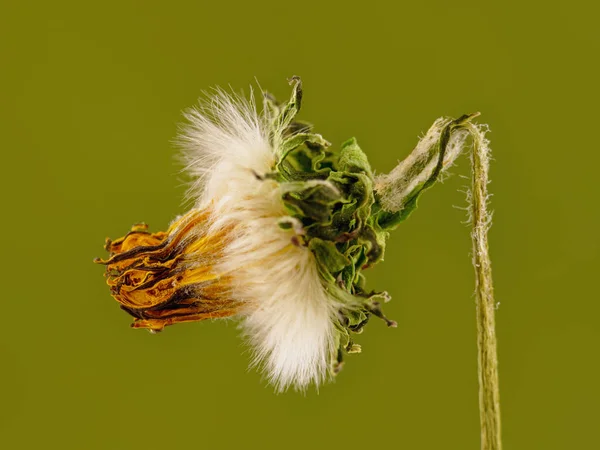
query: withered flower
[
  {"left": 96, "top": 77, "right": 483, "bottom": 391},
  {"left": 99, "top": 211, "right": 236, "bottom": 331}
]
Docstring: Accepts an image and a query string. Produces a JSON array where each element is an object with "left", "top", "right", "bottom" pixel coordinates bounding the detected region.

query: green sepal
[
  {"left": 266, "top": 78, "right": 402, "bottom": 377},
  {"left": 308, "top": 238, "right": 351, "bottom": 280}
]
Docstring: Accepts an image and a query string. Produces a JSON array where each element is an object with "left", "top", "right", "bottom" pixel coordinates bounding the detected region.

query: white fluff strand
[{"left": 178, "top": 88, "right": 338, "bottom": 391}]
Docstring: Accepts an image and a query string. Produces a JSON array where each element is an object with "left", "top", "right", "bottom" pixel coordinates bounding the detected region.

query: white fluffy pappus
[{"left": 177, "top": 89, "right": 339, "bottom": 392}]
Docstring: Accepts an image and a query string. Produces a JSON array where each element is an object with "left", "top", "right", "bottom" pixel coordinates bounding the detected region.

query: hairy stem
[
  {"left": 466, "top": 123, "right": 502, "bottom": 450},
  {"left": 375, "top": 117, "right": 502, "bottom": 449}
]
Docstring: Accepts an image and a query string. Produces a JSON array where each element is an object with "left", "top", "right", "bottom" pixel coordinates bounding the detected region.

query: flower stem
[
  {"left": 465, "top": 123, "right": 502, "bottom": 450},
  {"left": 375, "top": 115, "right": 502, "bottom": 449}
]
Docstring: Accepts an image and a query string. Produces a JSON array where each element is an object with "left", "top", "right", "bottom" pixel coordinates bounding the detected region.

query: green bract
[
  {"left": 263, "top": 77, "right": 415, "bottom": 373},
  {"left": 262, "top": 77, "right": 482, "bottom": 375}
]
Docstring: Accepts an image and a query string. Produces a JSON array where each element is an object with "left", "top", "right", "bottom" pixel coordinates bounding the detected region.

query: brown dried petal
[{"left": 95, "top": 209, "right": 240, "bottom": 331}]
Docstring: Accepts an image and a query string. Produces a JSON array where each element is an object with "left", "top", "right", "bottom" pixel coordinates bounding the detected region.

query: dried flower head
[{"left": 95, "top": 77, "right": 484, "bottom": 391}]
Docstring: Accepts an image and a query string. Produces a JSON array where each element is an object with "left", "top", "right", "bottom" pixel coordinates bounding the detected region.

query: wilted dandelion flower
[{"left": 95, "top": 77, "right": 483, "bottom": 391}]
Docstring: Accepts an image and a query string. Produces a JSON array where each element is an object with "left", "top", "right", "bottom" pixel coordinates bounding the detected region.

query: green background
[{"left": 1, "top": 1, "right": 598, "bottom": 449}]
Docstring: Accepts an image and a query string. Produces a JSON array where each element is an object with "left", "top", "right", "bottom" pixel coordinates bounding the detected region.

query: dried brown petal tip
[{"left": 99, "top": 209, "right": 241, "bottom": 331}]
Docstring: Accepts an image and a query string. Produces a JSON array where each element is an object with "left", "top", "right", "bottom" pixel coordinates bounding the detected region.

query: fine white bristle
[{"left": 178, "top": 88, "right": 338, "bottom": 391}]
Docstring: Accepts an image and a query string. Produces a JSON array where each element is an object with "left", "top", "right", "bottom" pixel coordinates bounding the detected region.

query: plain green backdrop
[{"left": 1, "top": 1, "right": 598, "bottom": 449}]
